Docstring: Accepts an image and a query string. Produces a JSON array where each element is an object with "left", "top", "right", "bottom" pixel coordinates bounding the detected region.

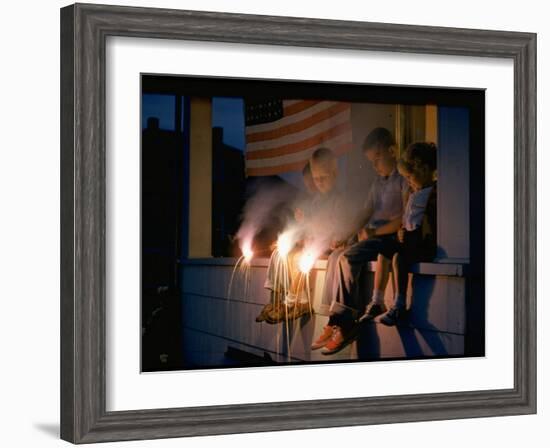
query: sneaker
[
  {"left": 358, "top": 301, "right": 387, "bottom": 323},
  {"left": 311, "top": 325, "right": 334, "bottom": 350},
  {"left": 379, "top": 306, "right": 405, "bottom": 326},
  {"left": 321, "top": 325, "right": 358, "bottom": 355}
]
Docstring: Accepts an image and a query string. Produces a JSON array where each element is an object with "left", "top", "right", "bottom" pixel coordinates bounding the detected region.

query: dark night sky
[{"left": 142, "top": 94, "right": 245, "bottom": 151}]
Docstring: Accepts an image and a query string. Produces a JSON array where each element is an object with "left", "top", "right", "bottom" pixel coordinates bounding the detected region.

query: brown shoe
[
  {"left": 286, "top": 301, "right": 312, "bottom": 321},
  {"left": 265, "top": 301, "right": 287, "bottom": 324},
  {"left": 311, "top": 325, "right": 334, "bottom": 350},
  {"left": 321, "top": 324, "right": 358, "bottom": 355},
  {"left": 255, "top": 302, "right": 273, "bottom": 322}
]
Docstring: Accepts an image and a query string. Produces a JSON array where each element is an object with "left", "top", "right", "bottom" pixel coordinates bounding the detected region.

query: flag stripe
[
  {"left": 246, "top": 121, "right": 352, "bottom": 160},
  {"left": 246, "top": 142, "right": 353, "bottom": 176},
  {"left": 282, "top": 100, "right": 322, "bottom": 117},
  {"left": 245, "top": 100, "right": 339, "bottom": 135},
  {"left": 246, "top": 102, "right": 349, "bottom": 143},
  {"left": 245, "top": 100, "right": 353, "bottom": 176},
  {"left": 246, "top": 137, "right": 351, "bottom": 168},
  {"left": 246, "top": 160, "right": 310, "bottom": 177},
  {"left": 246, "top": 109, "right": 350, "bottom": 152},
  {"left": 246, "top": 137, "right": 353, "bottom": 168}
]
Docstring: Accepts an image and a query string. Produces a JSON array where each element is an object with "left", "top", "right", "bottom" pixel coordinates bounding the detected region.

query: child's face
[
  {"left": 364, "top": 146, "right": 396, "bottom": 177},
  {"left": 310, "top": 160, "right": 338, "bottom": 194},
  {"left": 399, "top": 164, "right": 433, "bottom": 192}
]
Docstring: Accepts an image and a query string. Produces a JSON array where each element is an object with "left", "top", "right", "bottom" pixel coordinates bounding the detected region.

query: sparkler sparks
[
  {"left": 242, "top": 242, "right": 254, "bottom": 263},
  {"left": 228, "top": 228, "right": 317, "bottom": 363},
  {"left": 227, "top": 239, "right": 254, "bottom": 300},
  {"left": 276, "top": 230, "right": 294, "bottom": 257},
  {"left": 298, "top": 251, "right": 316, "bottom": 274}
]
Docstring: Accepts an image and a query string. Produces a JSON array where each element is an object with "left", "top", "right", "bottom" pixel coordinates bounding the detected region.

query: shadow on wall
[{"left": 355, "top": 266, "right": 447, "bottom": 358}]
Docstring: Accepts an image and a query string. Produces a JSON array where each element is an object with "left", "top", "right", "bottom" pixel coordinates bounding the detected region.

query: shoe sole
[
  {"left": 358, "top": 309, "right": 387, "bottom": 323},
  {"left": 311, "top": 342, "right": 329, "bottom": 350},
  {"left": 378, "top": 310, "right": 408, "bottom": 327}
]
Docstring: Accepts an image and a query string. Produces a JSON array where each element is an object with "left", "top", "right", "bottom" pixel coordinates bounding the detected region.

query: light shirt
[
  {"left": 307, "top": 189, "right": 352, "bottom": 242},
  {"left": 365, "top": 169, "right": 409, "bottom": 229},
  {"left": 402, "top": 185, "right": 434, "bottom": 231}
]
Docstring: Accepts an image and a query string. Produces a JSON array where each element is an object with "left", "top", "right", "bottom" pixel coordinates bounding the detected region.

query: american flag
[{"left": 244, "top": 100, "right": 353, "bottom": 177}]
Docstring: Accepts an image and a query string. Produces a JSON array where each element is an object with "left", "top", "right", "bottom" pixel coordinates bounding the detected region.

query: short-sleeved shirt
[
  {"left": 364, "top": 169, "right": 409, "bottom": 229},
  {"left": 403, "top": 185, "right": 434, "bottom": 231},
  {"left": 306, "top": 189, "right": 352, "bottom": 243}
]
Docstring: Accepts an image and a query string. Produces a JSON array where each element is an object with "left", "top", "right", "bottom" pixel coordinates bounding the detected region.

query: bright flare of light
[
  {"left": 242, "top": 242, "right": 253, "bottom": 263},
  {"left": 277, "top": 231, "right": 293, "bottom": 257},
  {"left": 298, "top": 251, "right": 316, "bottom": 274}
]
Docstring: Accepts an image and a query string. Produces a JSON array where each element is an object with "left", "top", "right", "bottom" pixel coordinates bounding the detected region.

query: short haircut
[
  {"left": 362, "top": 127, "right": 396, "bottom": 152},
  {"left": 310, "top": 147, "right": 337, "bottom": 166},
  {"left": 302, "top": 161, "right": 312, "bottom": 177},
  {"left": 399, "top": 141, "right": 437, "bottom": 172}
]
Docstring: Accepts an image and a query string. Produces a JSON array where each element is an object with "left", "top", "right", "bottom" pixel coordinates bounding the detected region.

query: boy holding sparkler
[
  {"left": 255, "top": 162, "right": 318, "bottom": 323},
  {"left": 312, "top": 127, "right": 409, "bottom": 354},
  {"left": 265, "top": 147, "right": 350, "bottom": 323}
]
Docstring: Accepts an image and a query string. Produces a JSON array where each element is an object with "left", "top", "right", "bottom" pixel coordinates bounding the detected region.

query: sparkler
[
  {"left": 298, "top": 250, "right": 316, "bottom": 274},
  {"left": 277, "top": 230, "right": 294, "bottom": 257},
  {"left": 293, "top": 249, "right": 318, "bottom": 321},
  {"left": 281, "top": 246, "right": 318, "bottom": 360},
  {"left": 227, "top": 239, "right": 254, "bottom": 300},
  {"left": 227, "top": 229, "right": 318, "bottom": 363},
  {"left": 242, "top": 241, "right": 253, "bottom": 263}
]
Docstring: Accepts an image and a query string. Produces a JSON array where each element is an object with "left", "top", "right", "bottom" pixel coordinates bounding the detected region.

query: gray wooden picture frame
[{"left": 60, "top": 2, "right": 537, "bottom": 444}]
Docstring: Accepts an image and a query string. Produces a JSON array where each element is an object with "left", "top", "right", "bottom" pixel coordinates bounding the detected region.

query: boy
[
  {"left": 312, "top": 127, "right": 409, "bottom": 354},
  {"left": 378, "top": 142, "right": 437, "bottom": 326},
  {"left": 255, "top": 162, "right": 318, "bottom": 322},
  {"left": 267, "top": 147, "right": 349, "bottom": 322}
]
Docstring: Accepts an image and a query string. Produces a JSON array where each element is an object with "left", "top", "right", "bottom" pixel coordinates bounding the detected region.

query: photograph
[
  {"left": 140, "top": 74, "right": 485, "bottom": 371},
  {"left": 55, "top": 2, "right": 537, "bottom": 443}
]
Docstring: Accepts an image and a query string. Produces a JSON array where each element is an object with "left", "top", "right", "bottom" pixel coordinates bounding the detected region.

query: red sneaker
[
  {"left": 321, "top": 325, "right": 357, "bottom": 355},
  {"left": 311, "top": 325, "right": 334, "bottom": 350}
]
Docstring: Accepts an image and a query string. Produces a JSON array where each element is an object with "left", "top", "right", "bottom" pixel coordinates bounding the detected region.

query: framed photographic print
[{"left": 60, "top": 2, "right": 536, "bottom": 444}]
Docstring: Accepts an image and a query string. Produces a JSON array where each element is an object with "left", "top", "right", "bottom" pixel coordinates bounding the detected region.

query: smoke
[
  {"left": 235, "top": 178, "right": 365, "bottom": 261},
  {"left": 235, "top": 178, "right": 296, "bottom": 253},
  {"left": 300, "top": 192, "right": 363, "bottom": 259}
]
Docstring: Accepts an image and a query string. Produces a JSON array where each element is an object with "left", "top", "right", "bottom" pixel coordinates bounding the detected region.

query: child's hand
[
  {"left": 330, "top": 240, "right": 345, "bottom": 251},
  {"left": 294, "top": 208, "right": 304, "bottom": 223},
  {"left": 397, "top": 227, "right": 405, "bottom": 243},
  {"left": 358, "top": 228, "right": 375, "bottom": 241}
]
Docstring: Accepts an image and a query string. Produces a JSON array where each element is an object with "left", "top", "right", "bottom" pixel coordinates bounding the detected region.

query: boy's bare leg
[
  {"left": 358, "top": 254, "right": 390, "bottom": 322},
  {"left": 391, "top": 253, "right": 408, "bottom": 306},
  {"left": 373, "top": 254, "right": 390, "bottom": 294},
  {"left": 379, "top": 253, "right": 408, "bottom": 326}
]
